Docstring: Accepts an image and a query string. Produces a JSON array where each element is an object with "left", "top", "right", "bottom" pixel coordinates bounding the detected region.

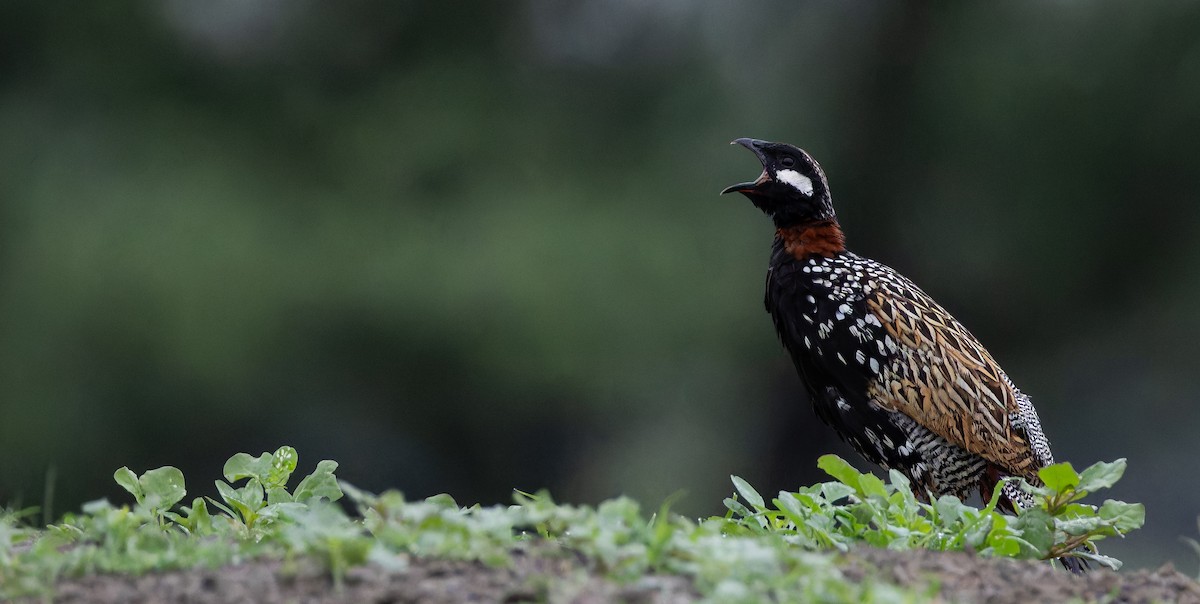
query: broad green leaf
[
  {"left": 1099, "top": 500, "right": 1145, "bottom": 533},
  {"left": 820, "top": 482, "right": 856, "bottom": 503},
  {"left": 985, "top": 533, "right": 1021, "bottom": 557},
  {"left": 782, "top": 491, "right": 819, "bottom": 514},
  {"left": 266, "top": 446, "right": 298, "bottom": 488},
  {"left": 425, "top": 493, "right": 458, "bottom": 508},
  {"left": 962, "top": 515, "right": 994, "bottom": 550},
  {"left": 1005, "top": 536, "right": 1045, "bottom": 559},
  {"left": 731, "top": 476, "right": 764, "bottom": 510},
  {"left": 113, "top": 467, "right": 142, "bottom": 502},
  {"left": 214, "top": 480, "right": 259, "bottom": 524},
  {"left": 934, "top": 495, "right": 966, "bottom": 526},
  {"left": 139, "top": 466, "right": 186, "bottom": 511},
  {"left": 266, "top": 487, "right": 294, "bottom": 506},
  {"left": 214, "top": 480, "right": 239, "bottom": 507},
  {"left": 863, "top": 530, "right": 890, "bottom": 548},
  {"left": 1061, "top": 503, "right": 1097, "bottom": 517},
  {"left": 858, "top": 473, "right": 888, "bottom": 499},
  {"left": 223, "top": 452, "right": 273, "bottom": 483},
  {"left": 239, "top": 480, "right": 265, "bottom": 511},
  {"left": 1056, "top": 515, "right": 1103, "bottom": 536},
  {"left": 292, "top": 460, "right": 343, "bottom": 503},
  {"left": 256, "top": 502, "right": 306, "bottom": 523},
  {"left": 1076, "top": 459, "right": 1126, "bottom": 493},
  {"left": 1014, "top": 508, "right": 1053, "bottom": 555},
  {"left": 774, "top": 495, "right": 805, "bottom": 523},
  {"left": 818, "top": 455, "right": 864, "bottom": 495},
  {"left": 1037, "top": 462, "right": 1079, "bottom": 493}
]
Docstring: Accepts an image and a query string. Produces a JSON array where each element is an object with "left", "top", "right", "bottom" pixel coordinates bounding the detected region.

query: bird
[{"left": 721, "top": 137, "right": 1084, "bottom": 571}]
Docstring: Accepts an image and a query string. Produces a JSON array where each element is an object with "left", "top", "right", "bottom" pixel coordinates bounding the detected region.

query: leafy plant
[
  {"left": 206, "top": 446, "right": 343, "bottom": 539},
  {"left": 112, "top": 466, "right": 186, "bottom": 526},
  {"left": 721, "top": 454, "right": 1144, "bottom": 570}
]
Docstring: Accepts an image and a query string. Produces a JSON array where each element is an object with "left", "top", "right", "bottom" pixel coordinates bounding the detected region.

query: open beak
[{"left": 720, "top": 138, "right": 772, "bottom": 195}]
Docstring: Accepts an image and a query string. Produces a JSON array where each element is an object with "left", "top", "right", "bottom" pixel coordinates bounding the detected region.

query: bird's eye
[{"left": 780, "top": 156, "right": 796, "bottom": 169}]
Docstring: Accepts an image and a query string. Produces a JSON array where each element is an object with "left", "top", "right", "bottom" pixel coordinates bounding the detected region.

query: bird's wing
[
  {"left": 767, "top": 252, "right": 1048, "bottom": 479},
  {"left": 861, "top": 281, "right": 1043, "bottom": 478}
]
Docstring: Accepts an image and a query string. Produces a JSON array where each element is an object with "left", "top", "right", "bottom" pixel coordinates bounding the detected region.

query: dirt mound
[{"left": 845, "top": 548, "right": 1200, "bottom": 604}]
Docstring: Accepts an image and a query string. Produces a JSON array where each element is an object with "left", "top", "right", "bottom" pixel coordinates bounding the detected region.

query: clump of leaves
[
  {"left": 721, "top": 455, "right": 1145, "bottom": 570},
  {"left": 0, "top": 446, "right": 356, "bottom": 599},
  {"left": 206, "top": 446, "right": 343, "bottom": 539}
]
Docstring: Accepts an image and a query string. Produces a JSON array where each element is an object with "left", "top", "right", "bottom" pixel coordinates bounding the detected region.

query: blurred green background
[{"left": 2, "top": 1, "right": 1199, "bottom": 570}]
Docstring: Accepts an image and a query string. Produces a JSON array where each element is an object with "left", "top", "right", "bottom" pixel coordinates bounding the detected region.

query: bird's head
[{"left": 721, "top": 138, "right": 835, "bottom": 226}]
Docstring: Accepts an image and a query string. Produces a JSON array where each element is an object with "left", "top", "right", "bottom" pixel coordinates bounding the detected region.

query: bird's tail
[{"left": 1057, "top": 554, "right": 1090, "bottom": 574}]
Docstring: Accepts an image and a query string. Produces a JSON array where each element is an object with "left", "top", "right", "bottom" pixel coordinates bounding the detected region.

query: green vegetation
[
  {"left": 0, "top": 447, "right": 1143, "bottom": 601},
  {"left": 723, "top": 455, "right": 1144, "bottom": 572}
]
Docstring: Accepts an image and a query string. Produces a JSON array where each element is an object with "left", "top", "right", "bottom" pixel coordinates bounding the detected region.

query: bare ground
[{"left": 29, "top": 547, "right": 1200, "bottom": 604}]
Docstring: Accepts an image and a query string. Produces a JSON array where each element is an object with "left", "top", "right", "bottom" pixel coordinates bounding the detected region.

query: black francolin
[{"left": 722, "top": 138, "right": 1076, "bottom": 568}]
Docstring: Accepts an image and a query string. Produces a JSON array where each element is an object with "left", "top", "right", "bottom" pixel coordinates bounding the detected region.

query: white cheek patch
[{"left": 776, "top": 169, "right": 814, "bottom": 196}]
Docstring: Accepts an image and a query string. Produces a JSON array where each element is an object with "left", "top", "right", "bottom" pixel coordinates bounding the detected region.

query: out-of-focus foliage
[{"left": 1, "top": 0, "right": 1198, "bottom": 570}]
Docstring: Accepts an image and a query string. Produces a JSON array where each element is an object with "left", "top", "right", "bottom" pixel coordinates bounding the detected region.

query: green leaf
[
  {"left": 204, "top": 494, "right": 236, "bottom": 519},
  {"left": 239, "top": 480, "right": 265, "bottom": 511},
  {"left": 1060, "top": 503, "right": 1097, "bottom": 517},
  {"left": 858, "top": 473, "right": 888, "bottom": 499},
  {"left": 934, "top": 495, "right": 967, "bottom": 527},
  {"left": 820, "top": 482, "right": 856, "bottom": 503},
  {"left": 266, "top": 487, "right": 294, "bottom": 506},
  {"left": 266, "top": 446, "right": 298, "bottom": 488},
  {"left": 1017, "top": 479, "right": 1053, "bottom": 499},
  {"left": 731, "top": 476, "right": 765, "bottom": 510},
  {"left": 1037, "top": 462, "right": 1079, "bottom": 493},
  {"left": 1099, "top": 500, "right": 1145, "bottom": 533},
  {"left": 139, "top": 466, "right": 186, "bottom": 511},
  {"left": 113, "top": 467, "right": 142, "bottom": 503},
  {"left": 817, "top": 455, "right": 864, "bottom": 494},
  {"left": 1014, "top": 507, "right": 1054, "bottom": 556},
  {"left": 1076, "top": 459, "right": 1126, "bottom": 493},
  {"left": 985, "top": 533, "right": 1022, "bottom": 557},
  {"left": 982, "top": 478, "right": 1009, "bottom": 513},
  {"left": 185, "top": 497, "right": 212, "bottom": 534},
  {"left": 214, "top": 479, "right": 263, "bottom": 525},
  {"left": 781, "top": 491, "right": 818, "bottom": 514},
  {"left": 256, "top": 501, "right": 306, "bottom": 523},
  {"left": 223, "top": 452, "right": 273, "bottom": 483},
  {"left": 166, "top": 498, "right": 213, "bottom": 535},
  {"left": 774, "top": 495, "right": 805, "bottom": 522},
  {"left": 1056, "top": 515, "right": 1103, "bottom": 536},
  {"left": 214, "top": 480, "right": 239, "bottom": 507},
  {"left": 722, "top": 497, "right": 757, "bottom": 525},
  {"left": 293, "top": 460, "right": 343, "bottom": 503},
  {"left": 425, "top": 493, "right": 458, "bottom": 508},
  {"left": 962, "top": 515, "right": 994, "bottom": 550}
]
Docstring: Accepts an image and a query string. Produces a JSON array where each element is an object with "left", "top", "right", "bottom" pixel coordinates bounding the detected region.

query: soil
[{"left": 28, "top": 547, "right": 1200, "bottom": 604}]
